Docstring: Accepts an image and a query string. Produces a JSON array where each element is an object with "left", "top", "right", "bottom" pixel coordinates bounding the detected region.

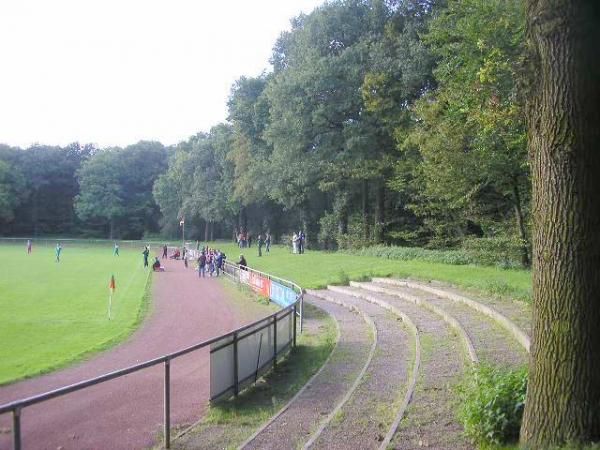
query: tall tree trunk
[
  {"left": 521, "top": 0, "right": 600, "bottom": 447},
  {"left": 362, "top": 179, "right": 370, "bottom": 241},
  {"left": 239, "top": 207, "right": 247, "bottom": 233},
  {"left": 204, "top": 220, "right": 209, "bottom": 242},
  {"left": 109, "top": 218, "right": 115, "bottom": 240},
  {"left": 375, "top": 183, "right": 385, "bottom": 244},
  {"left": 210, "top": 221, "right": 214, "bottom": 241},
  {"left": 512, "top": 182, "right": 530, "bottom": 267},
  {"left": 338, "top": 195, "right": 348, "bottom": 236}
]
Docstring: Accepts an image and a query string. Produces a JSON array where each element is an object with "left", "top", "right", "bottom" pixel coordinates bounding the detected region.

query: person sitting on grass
[{"left": 153, "top": 256, "right": 166, "bottom": 271}]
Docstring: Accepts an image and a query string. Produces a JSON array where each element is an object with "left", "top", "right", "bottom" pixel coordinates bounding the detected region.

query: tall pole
[{"left": 180, "top": 216, "right": 185, "bottom": 252}]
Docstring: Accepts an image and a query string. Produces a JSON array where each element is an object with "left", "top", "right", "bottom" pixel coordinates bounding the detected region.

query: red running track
[{"left": 0, "top": 258, "right": 256, "bottom": 450}]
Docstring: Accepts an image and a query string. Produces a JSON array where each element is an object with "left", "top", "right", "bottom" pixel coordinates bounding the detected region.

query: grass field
[
  {"left": 0, "top": 244, "right": 152, "bottom": 385},
  {"left": 204, "top": 242, "right": 532, "bottom": 302}
]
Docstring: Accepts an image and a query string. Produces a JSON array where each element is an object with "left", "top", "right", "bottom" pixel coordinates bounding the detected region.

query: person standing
[
  {"left": 114, "top": 242, "right": 119, "bottom": 256},
  {"left": 257, "top": 234, "right": 264, "bottom": 257},
  {"left": 55, "top": 243, "right": 62, "bottom": 263},
  {"left": 142, "top": 246, "right": 150, "bottom": 268},
  {"left": 198, "top": 251, "right": 206, "bottom": 278},
  {"left": 299, "top": 230, "right": 305, "bottom": 254},
  {"left": 215, "top": 250, "right": 223, "bottom": 276},
  {"left": 265, "top": 233, "right": 271, "bottom": 253},
  {"left": 26, "top": 239, "right": 32, "bottom": 254},
  {"left": 292, "top": 232, "right": 298, "bottom": 254},
  {"left": 162, "top": 244, "right": 168, "bottom": 259}
]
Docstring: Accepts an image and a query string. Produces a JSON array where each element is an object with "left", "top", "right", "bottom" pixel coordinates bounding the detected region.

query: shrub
[
  {"left": 459, "top": 365, "right": 527, "bottom": 447},
  {"left": 462, "top": 236, "right": 528, "bottom": 269}
]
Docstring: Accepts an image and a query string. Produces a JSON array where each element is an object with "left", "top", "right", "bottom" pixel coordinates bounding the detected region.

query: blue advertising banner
[{"left": 270, "top": 281, "right": 297, "bottom": 307}]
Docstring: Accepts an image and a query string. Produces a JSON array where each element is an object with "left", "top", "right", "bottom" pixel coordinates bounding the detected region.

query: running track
[{"left": 0, "top": 258, "right": 261, "bottom": 449}]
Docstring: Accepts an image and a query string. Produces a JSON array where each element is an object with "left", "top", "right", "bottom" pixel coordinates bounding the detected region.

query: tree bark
[
  {"left": 512, "top": 182, "right": 530, "bottom": 267},
  {"left": 362, "top": 179, "right": 370, "bottom": 240},
  {"left": 204, "top": 220, "right": 209, "bottom": 242},
  {"left": 375, "top": 183, "right": 385, "bottom": 244},
  {"left": 209, "top": 221, "right": 214, "bottom": 241},
  {"left": 521, "top": 0, "right": 600, "bottom": 447},
  {"left": 239, "top": 207, "right": 247, "bottom": 233}
]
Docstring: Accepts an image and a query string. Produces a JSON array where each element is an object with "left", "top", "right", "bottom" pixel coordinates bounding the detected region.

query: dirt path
[
  {"left": 242, "top": 296, "right": 373, "bottom": 450},
  {"left": 0, "top": 259, "right": 267, "bottom": 450},
  {"left": 307, "top": 290, "right": 411, "bottom": 450}
]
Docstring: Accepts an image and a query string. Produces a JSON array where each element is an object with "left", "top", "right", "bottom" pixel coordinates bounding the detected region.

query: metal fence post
[
  {"left": 164, "top": 359, "right": 171, "bottom": 449},
  {"left": 13, "top": 407, "right": 21, "bottom": 450},
  {"left": 273, "top": 315, "right": 278, "bottom": 369},
  {"left": 293, "top": 304, "right": 297, "bottom": 348},
  {"left": 300, "top": 293, "right": 304, "bottom": 333},
  {"left": 233, "top": 332, "right": 239, "bottom": 397}
]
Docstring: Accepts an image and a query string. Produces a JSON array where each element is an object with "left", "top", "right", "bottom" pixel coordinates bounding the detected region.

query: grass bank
[{"left": 203, "top": 243, "right": 532, "bottom": 303}]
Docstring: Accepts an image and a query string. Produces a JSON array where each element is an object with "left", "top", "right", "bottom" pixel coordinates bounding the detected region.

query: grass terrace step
[
  {"left": 326, "top": 285, "right": 472, "bottom": 449},
  {"left": 306, "top": 289, "right": 412, "bottom": 449}
]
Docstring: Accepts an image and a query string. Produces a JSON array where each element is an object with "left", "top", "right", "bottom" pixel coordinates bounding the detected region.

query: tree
[
  {"left": 520, "top": 0, "right": 600, "bottom": 447},
  {"left": 76, "top": 142, "right": 167, "bottom": 238}
]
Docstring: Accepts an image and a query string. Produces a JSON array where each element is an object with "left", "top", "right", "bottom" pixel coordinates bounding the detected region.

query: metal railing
[{"left": 0, "top": 263, "right": 303, "bottom": 450}]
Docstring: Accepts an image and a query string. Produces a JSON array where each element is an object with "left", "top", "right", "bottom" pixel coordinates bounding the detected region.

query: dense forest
[{"left": 0, "top": 0, "right": 530, "bottom": 264}]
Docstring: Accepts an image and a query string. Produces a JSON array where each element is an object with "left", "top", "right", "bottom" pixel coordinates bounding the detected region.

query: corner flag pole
[{"left": 108, "top": 275, "right": 116, "bottom": 320}]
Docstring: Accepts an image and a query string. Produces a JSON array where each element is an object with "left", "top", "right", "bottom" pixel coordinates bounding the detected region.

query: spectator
[
  {"left": 198, "top": 251, "right": 206, "bottom": 278},
  {"left": 162, "top": 244, "right": 168, "bottom": 259},
  {"left": 265, "top": 233, "right": 271, "bottom": 253},
  {"left": 237, "top": 254, "right": 247, "bottom": 270},
  {"left": 292, "top": 232, "right": 298, "bottom": 254},
  {"left": 27, "top": 239, "right": 32, "bottom": 254},
  {"left": 258, "top": 234, "right": 264, "bottom": 257}
]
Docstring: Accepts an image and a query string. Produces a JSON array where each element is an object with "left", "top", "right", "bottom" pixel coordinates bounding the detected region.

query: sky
[{"left": 0, "top": 0, "right": 325, "bottom": 149}]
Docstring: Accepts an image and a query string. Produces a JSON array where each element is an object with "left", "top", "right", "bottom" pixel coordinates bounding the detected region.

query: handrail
[{"left": 0, "top": 263, "right": 303, "bottom": 450}]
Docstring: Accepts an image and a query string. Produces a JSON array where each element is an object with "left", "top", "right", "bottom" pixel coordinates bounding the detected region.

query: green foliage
[
  {"left": 458, "top": 365, "right": 527, "bottom": 447},
  {"left": 76, "top": 141, "right": 167, "bottom": 239},
  {"left": 461, "top": 236, "right": 527, "bottom": 269}
]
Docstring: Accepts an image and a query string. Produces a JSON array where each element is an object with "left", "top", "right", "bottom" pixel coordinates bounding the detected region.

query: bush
[
  {"left": 462, "top": 236, "right": 528, "bottom": 269},
  {"left": 341, "top": 244, "right": 473, "bottom": 265},
  {"left": 459, "top": 365, "right": 527, "bottom": 447}
]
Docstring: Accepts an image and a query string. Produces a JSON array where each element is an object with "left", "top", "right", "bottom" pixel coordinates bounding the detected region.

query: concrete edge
[
  {"left": 302, "top": 290, "right": 379, "bottom": 449},
  {"left": 323, "top": 285, "right": 422, "bottom": 450},
  {"left": 237, "top": 301, "right": 342, "bottom": 450},
  {"left": 350, "top": 281, "right": 479, "bottom": 365},
  {"left": 372, "top": 278, "right": 531, "bottom": 353}
]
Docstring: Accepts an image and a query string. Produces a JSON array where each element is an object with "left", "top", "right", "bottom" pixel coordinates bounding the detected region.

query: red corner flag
[{"left": 109, "top": 275, "right": 116, "bottom": 291}]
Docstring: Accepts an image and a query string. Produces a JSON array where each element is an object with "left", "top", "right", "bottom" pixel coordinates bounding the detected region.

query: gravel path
[
  {"left": 0, "top": 259, "right": 267, "bottom": 450},
  {"left": 371, "top": 282, "right": 527, "bottom": 369},
  {"left": 243, "top": 296, "right": 373, "bottom": 450},
  {"left": 328, "top": 285, "right": 472, "bottom": 449},
  {"left": 306, "top": 290, "right": 411, "bottom": 450}
]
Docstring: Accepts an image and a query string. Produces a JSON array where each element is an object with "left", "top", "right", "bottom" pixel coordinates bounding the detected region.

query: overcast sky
[{"left": 0, "top": 0, "right": 325, "bottom": 149}]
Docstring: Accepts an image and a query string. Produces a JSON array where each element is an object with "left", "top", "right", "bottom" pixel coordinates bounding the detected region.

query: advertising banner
[
  {"left": 270, "top": 281, "right": 297, "bottom": 307},
  {"left": 250, "top": 272, "right": 270, "bottom": 297},
  {"left": 239, "top": 269, "right": 250, "bottom": 285}
]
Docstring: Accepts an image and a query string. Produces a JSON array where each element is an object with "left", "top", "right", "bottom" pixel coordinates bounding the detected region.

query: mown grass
[
  {"left": 206, "top": 242, "right": 532, "bottom": 302},
  {"left": 171, "top": 302, "right": 337, "bottom": 449},
  {"left": 0, "top": 244, "right": 152, "bottom": 385}
]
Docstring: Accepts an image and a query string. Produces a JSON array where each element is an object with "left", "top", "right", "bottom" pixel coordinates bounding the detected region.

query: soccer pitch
[{"left": 0, "top": 244, "right": 152, "bottom": 385}]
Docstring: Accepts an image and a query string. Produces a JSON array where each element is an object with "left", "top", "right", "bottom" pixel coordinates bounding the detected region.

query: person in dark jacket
[
  {"left": 237, "top": 254, "right": 247, "bottom": 269},
  {"left": 198, "top": 252, "right": 206, "bottom": 278}
]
